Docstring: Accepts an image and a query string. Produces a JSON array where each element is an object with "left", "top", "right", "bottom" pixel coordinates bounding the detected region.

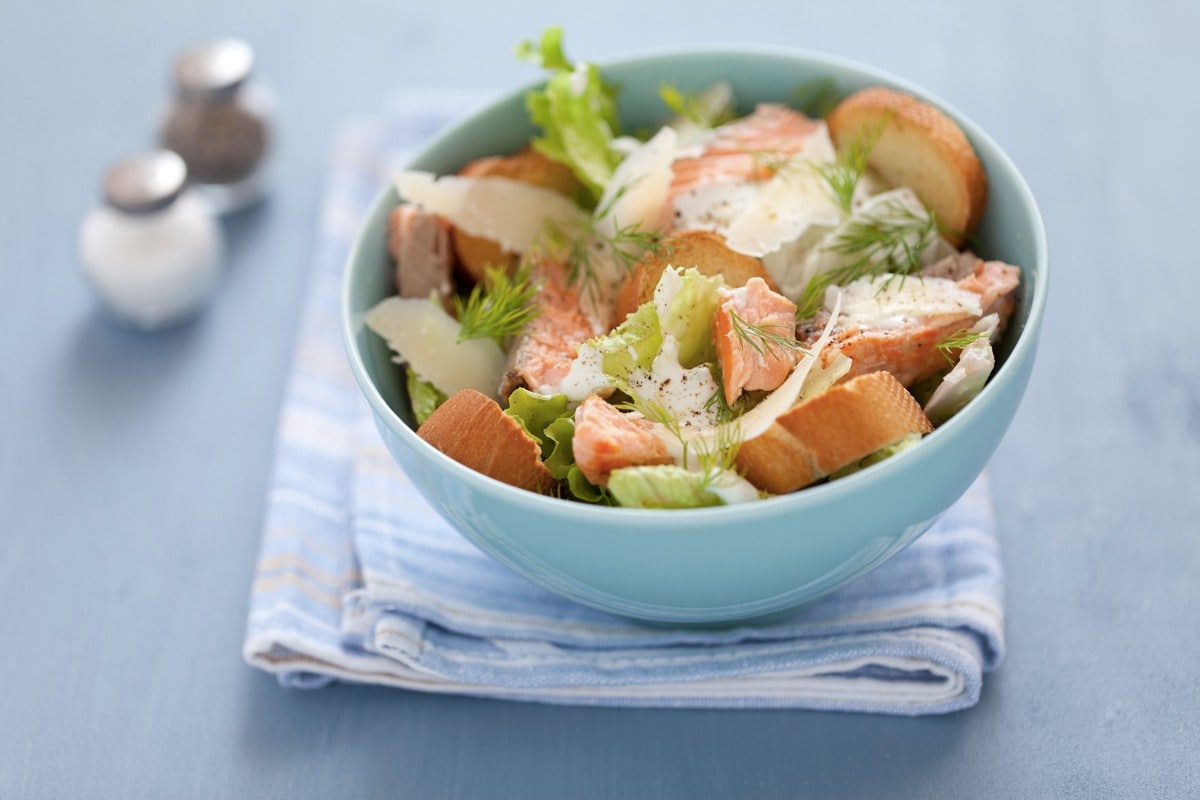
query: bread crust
[
  {"left": 417, "top": 389, "right": 557, "bottom": 495},
  {"left": 736, "top": 371, "right": 933, "bottom": 494},
  {"left": 827, "top": 87, "right": 987, "bottom": 247},
  {"left": 616, "top": 229, "right": 776, "bottom": 321}
]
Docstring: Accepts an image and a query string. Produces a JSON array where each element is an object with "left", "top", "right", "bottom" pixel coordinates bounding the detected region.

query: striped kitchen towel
[{"left": 242, "top": 90, "right": 1005, "bottom": 714}]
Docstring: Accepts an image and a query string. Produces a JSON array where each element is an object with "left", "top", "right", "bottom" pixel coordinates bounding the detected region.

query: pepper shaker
[
  {"left": 79, "top": 150, "right": 222, "bottom": 329},
  {"left": 158, "top": 38, "right": 274, "bottom": 214}
]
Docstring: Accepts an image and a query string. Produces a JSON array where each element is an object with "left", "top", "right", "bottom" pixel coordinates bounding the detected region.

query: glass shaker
[
  {"left": 79, "top": 150, "right": 222, "bottom": 329},
  {"left": 158, "top": 38, "right": 273, "bottom": 214}
]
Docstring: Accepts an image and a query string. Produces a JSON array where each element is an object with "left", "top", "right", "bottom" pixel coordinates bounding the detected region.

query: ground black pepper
[{"left": 160, "top": 100, "right": 268, "bottom": 184}]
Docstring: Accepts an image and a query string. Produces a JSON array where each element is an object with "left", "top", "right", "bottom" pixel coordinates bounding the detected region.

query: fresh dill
[
  {"left": 704, "top": 368, "right": 757, "bottom": 424},
  {"left": 615, "top": 383, "right": 682, "bottom": 441},
  {"left": 740, "top": 144, "right": 795, "bottom": 178},
  {"left": 688, "top": 421, "right": 744, "bottom": 492},
  {"left": 453, "top": 260, "right": 542, "bottom": 345},
  {"left": 539, "top": 182, "right": 670, "bottom": 298},
  {"left": 728, "top": 311, "right": 808, "bottom": 361},
  {"left": 812, "top": 115, "right": 888, "bottom": 213},
  {"left": 795, "top": 200, "right": 943, "bottom": 319},
  {"left": 936, "top": 329, "right": 988, "bottom": 364}
]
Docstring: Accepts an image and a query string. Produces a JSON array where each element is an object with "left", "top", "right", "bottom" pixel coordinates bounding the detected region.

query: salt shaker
[
  {"left": 158, "top": 38, "right": 273, "bottom": 214},
  {"left": 79, "top": 150, "right": 222, "bottom": 330}
]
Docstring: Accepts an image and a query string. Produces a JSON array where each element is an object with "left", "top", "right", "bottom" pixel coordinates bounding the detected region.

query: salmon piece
[
  {"left": 498, "top": 260, "right": 600, "bottom": 401},
  {"left": 572, "top": 394, "right": 673, "bottom": 486},
  {"left": 799, "top": 259, "right": 1021, "bottom": 387},
  {"left": 388, "top": 204, "right": 454, "bottom": 300},
  {"left": 664, "top": 104, "right": 821, "bottom": 224},
  {"left": 712, "top": 277, "right": 801, "bottom": 406},
  {"left": 956, "top": 259, "right": 1020, "bottom": 325}
]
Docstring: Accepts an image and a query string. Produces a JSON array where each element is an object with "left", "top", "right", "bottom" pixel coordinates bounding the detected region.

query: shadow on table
[
  {"left": 233, "top": 667, "right": 994, "bottom": 798},
  {"left": 58, "top": 307, "right": 205, "bottom": 427}
]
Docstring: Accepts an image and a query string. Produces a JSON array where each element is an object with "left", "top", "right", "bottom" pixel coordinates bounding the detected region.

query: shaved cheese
[
  {"left": 831, "top": 274, "right": 982, "bottom": 329},
  {"left": 594, "top": 125, "right": 677, "bottom": 239},
  {"left": 364, "top": 296, "right": 506, "bottom": 400},
  {"left": 723, "top": 126, "right": 842, "bottom": 257},
  {"left": 394, "top": 172, "right": 587, "bottom": 254}
]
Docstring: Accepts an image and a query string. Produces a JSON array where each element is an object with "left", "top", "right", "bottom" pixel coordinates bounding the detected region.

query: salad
[{"left": 365, "top": 28, "right": 1021, "bottom": 509}]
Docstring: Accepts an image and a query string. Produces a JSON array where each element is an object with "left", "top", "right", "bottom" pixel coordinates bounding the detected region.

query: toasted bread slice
[
  {"left": 452, "top": 149, "right": 582, "bottom": 283},
  {"left": 616, "top": 229, "right": 776, "bottom": 321},
  {"left": 826, "top": 87, "right": 986, "bottom": 246},
  {"left": 417, "top": 389, "right": 557, "bottom": 495},
  {"left": 736, "top": 371, "right": 933, "bottom": 494}
]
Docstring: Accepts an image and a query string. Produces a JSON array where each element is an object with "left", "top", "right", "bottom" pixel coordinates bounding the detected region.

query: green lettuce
[
  {"left": 608, "top": 465, "right": 724, "bottom": 509},
  {"left": 829, "top": 433, "right": 924, "bottom": 480},
  {"left": 517, "top": 26, "right": 622, "bottom": 203},
  {"left": 656, "top": 267, "right": 723, "bottom": 368},
  {"left": 587, "top": 301, "right": 662, "bottom": 384},
  {"left": 407, "top": 369, "right": 447, "bottom": 425},
  {"left": 504, "top": 389, "right": 609, "bottom": 503}
]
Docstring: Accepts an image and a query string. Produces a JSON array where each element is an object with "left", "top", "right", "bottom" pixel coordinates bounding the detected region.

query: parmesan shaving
[
  {"left": 393, "top": 171, "right": 587, "bottom": 255},
  {"left": 364, "top": 296, "right": 506, "bottom": 400}
]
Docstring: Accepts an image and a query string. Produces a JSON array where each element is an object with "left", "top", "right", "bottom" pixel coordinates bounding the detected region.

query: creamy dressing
[{"left": 830, "top": 274, "right": 982, "bottom": 329}]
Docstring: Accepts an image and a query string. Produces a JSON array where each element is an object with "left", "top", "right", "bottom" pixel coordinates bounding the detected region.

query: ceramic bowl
[{"left": 341, "top": 47, "right": 1048, "bottom": 623}]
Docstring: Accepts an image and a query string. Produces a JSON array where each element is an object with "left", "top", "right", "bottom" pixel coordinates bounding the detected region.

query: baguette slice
[
  {"left": 417, "top": 389, "right": 557, "bottom": 495},
  {"left": 616, "top": 229, "right": 776, "bottom": 321},
  {"left": 452, "top": 149, "right": 582, "bottom": 283},
  {"left": 826, "top": 87, "right": 987, "bottom": 246},
  {"left": 736, "top": 371, "right": 933, "bottom": 494}
]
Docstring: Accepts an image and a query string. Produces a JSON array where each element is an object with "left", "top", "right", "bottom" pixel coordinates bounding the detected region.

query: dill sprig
[
  {"left": 453, "top": 260, "right": 541, "bottom": 345},
  {"left": 728, "top": 311, "right": 809, "bottom": 361},
  {"left": 812, "top": 116, "right": 888, "bottom": 213},
  {"left": 739, "top": 143, "right": 795, "bottom": 178},
  {"left": 704, "top": 367, "right": 758, "bottom": 424},
  {"left": 795, "top": 200, "right": 943, "bottom": 319},
  {"left": 539, "top": 182, "right": 670, "bottom": 299},
  {"left": 689, "top": 421, "right": 744, "bottom": 492},
  {"left": 936, "top": 328, "right": 988, "bottom": 364}
]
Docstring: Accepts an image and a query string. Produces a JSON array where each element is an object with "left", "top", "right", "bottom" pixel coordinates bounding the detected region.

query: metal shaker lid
[
  {"left": 170, "top": 38, "right": 255, "bottom": 101},
  {"left": 102, "top": 150, "right": 188, "bottom": 214}
]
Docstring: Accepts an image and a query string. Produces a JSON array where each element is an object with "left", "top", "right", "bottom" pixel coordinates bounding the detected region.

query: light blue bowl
[{"left": 342, "top": 47, "right": 1048, "bottom": 624}]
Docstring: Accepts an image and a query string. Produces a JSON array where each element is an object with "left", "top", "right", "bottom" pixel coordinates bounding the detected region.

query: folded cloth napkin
[{"left": 242, "top": 90, "right": 1005, "bottom": 714}]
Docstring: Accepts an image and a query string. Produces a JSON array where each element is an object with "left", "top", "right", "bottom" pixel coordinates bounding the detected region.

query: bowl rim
[{"left": 340, "top": 44, "right": 1049, "bottom": 522}]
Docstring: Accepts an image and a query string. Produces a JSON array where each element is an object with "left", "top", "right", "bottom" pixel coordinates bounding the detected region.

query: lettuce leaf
[
  {"left": 504, "top": 389, "right": 608, "bottom": 503},
  {"left": 586, "top": 300, "right": 662, "bottom": 384},
  {"left": 655, "top": 267, "right": 723, "bottom": 368},
  {"left": 608, "top": 465, "right": 724, "bottom": 509},
  {"left": 517, "top": 26, "right": 622, "bottom": 203},
  {"left": 407, "top": 369, "right": 447, "bottom": 425}
]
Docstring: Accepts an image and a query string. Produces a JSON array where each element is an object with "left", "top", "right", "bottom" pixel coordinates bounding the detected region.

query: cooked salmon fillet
[
  {"left": 712, "top": 277, "right": 801, "bottom": 406},
  {"left": 799, "top": 258, "right": 1021, "bottom": 387},
  {"left": 572, "top": 394, "right": 673, "bottom": 486},
  {"left": 498, "top": 260, "right": 601, "bottom": 401},
  {"left": 388, "top": 204, "right": 454, "bottom": 300},
  {"left": 664, "top": 104, "right": 821, "bottom": 225}
]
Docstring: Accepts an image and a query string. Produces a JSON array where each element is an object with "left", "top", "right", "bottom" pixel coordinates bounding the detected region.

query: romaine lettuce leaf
[
  {"left": 407, "top": 369, "right": 447, "bottom": 425},
  {"left": 586, "top": 301, "right": 662, "bottom": 385},
  {"left": 655, "top": 267, "right": 723, "bottom": 368},
  {"left": 517, "top": 27, "right": 622, "bottom": 203},
  {"left": 503, "top": 388, "right": 608, "bottom": 503},
  {"left": 608, "top": 465, "right": 724, "bottom": 509}
]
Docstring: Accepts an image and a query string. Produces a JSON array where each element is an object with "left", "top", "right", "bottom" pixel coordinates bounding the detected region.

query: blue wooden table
[{"left": 2, "top": 1, "right": 1197, "bottom": 796}]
